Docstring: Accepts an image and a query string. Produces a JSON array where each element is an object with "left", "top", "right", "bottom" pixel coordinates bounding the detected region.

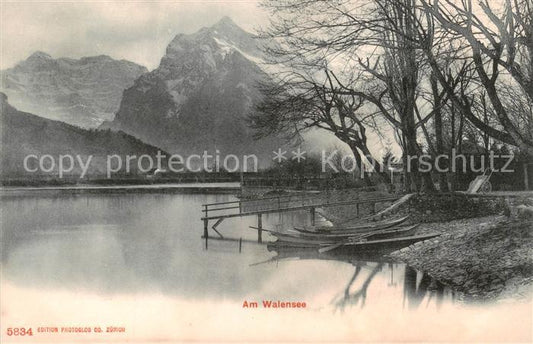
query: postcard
[{"left": 1, "top": 0, "right": 532, "bottom": 343}]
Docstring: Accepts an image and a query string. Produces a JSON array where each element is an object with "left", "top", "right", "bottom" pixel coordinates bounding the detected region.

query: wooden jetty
[
  {"left": 200, "top": 193, "right": 400, "bottom": 244},
  {"left": 199, "top": 190, "right": 533, "bottom": 247}
]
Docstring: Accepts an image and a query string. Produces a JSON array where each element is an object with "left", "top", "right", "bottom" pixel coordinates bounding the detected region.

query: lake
[{"left": 1, "top": 189, "right": 530, "bottom": 342}]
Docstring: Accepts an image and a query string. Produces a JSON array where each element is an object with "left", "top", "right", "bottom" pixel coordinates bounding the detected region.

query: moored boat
[
  {"left": 318, "top": 233, "right": 441, "bottom": 254},
  {"left": 267, "top": 231, "right": 440, "bottom": 256},
  {"left": 293, "top": 215, "right": 409, "bottom": 234},
  {"left": 266, "top": 224, "right": 420, "bottom": 247}
]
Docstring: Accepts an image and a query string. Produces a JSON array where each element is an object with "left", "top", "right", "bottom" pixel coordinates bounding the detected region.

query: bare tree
[
  {"left": 258, "top": 0, "right": 440, "bottom": 191},
  {"left": 420, "top": 0, "right": 533, "bottom": 156},
  {"left": 249, "top": 68, "right": 390, "bottom": 184},
  {"left": 256, "top": 0, "right": 532, "bottom": 195}
]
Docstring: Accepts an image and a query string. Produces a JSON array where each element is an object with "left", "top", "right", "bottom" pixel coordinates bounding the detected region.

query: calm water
[
  {"left": 1, "top": 190, "right": 452, "bottom": 310},
  {"left": 3, "top": 190, "right": 532, "bottom": 342}
]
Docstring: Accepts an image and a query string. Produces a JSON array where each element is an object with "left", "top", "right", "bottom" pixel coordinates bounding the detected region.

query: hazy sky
[{"left": 0, "top": 0, "right": 268, "bottom": 70}]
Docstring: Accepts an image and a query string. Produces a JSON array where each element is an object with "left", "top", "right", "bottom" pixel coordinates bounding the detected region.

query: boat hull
[
  {"left": 268, "top": 233, "right": 440, "bottom": 255},
  {"left": 269, "top": 224, "right": 421, "bottom": 247},
  {"left": 331, "top": 233, "right": 441, "bottom": 254},
  {"left": 293, "top": 215, "right": 409, "bottom": 234}
]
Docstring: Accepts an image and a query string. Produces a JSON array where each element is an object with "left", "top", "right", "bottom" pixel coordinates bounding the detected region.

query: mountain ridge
[
  {"left": 1, "top": 52, "right": 148, "bottom": 128},
  {"left": 0, "top": 92, "right": 167, "bottom": 179},
  {"left": 101, "top": 16, "right": 283, "bottom": 166}
]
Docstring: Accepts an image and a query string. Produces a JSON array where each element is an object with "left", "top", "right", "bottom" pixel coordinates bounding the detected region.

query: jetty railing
[
  {"left": 202, "top": 193, "right": 321, "bottom": 218},
  {"left": 200, "top": 193, "right": 400, "bottom": 246}
]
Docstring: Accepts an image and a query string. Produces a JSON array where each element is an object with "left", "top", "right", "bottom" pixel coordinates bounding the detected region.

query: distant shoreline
[{"left": 0, "top": 182, "right": 241, "bottom": 195}]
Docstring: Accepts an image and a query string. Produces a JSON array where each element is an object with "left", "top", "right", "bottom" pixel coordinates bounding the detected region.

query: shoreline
[
  {"left": 315, "top": 189, "right": 533, "bottom": 302},
  {"left": 388, "top": 215, "right": 533, "bottom": 302},
  {"left": 0, "top": 182, "right": 241, "bottom": 196}
]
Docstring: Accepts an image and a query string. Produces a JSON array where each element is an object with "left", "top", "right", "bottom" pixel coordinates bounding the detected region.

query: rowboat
[
  {"left": 318, "top": 233, "right": 441, "bottom": 254},
  {"left": 293, "top": 215, "right": 409, "bottom": 234},
  {"left": 290, "top": 222, "right": 416, "bottom": 240},
  {"left": 265, "top": 224, "right": 420, "bottom": 247},
  {"left": 268, "top": 232, "right": 440, "bottom": 255}
]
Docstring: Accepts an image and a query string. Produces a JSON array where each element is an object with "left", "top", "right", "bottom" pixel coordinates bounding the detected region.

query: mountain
[
  {"left": 101, "top": 17, "right": 282, "bottom": 167},
  {"left": 0, "top": 52, "right": 147, "bottom": 128},
  {"left": 0, "top": 93, "right": 166, "bottom": 180}
]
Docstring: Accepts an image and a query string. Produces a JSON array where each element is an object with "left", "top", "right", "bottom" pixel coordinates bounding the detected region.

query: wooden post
[
  {"left": 239, "top": 238, "right": 242, "bottom": 253},
  {"left": 356, "top": 203, "right": 360, "bottom": 217},
  {"left": 257, "top": 213, "right": 263, "bottom": 243},
  {"left": 310, "top": 207, "right": 316, "bottom": 226},
  {"left": 203, "top": 218, "right": 208, "bottom": 250}
]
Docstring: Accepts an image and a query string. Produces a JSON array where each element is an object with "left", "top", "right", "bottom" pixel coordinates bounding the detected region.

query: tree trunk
[
  {"left": 431, "top": 73, "right": 449, "bottom": 192},
  {"left": 350, "top": 146, "right": 372, "bottom": 187},
  {"left": 358, "top": 144, "right": 391, "bottom": 185}
]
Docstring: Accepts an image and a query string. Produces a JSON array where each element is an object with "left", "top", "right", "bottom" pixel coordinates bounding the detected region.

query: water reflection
[
  {"left": 2, "top": 191, "right": 455, "bottom": 311},
  {"left": 333, "top": 263, "right": 452, "bottom": 311},
  {"left": 333, "top": 262, "right": 384, "bottom": 311},
  {"left": 403, "top": 266, "right": 448, "bottom": 310},
  {"left": 266, "top": 247, "right": 455, "bottom": 311}
]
